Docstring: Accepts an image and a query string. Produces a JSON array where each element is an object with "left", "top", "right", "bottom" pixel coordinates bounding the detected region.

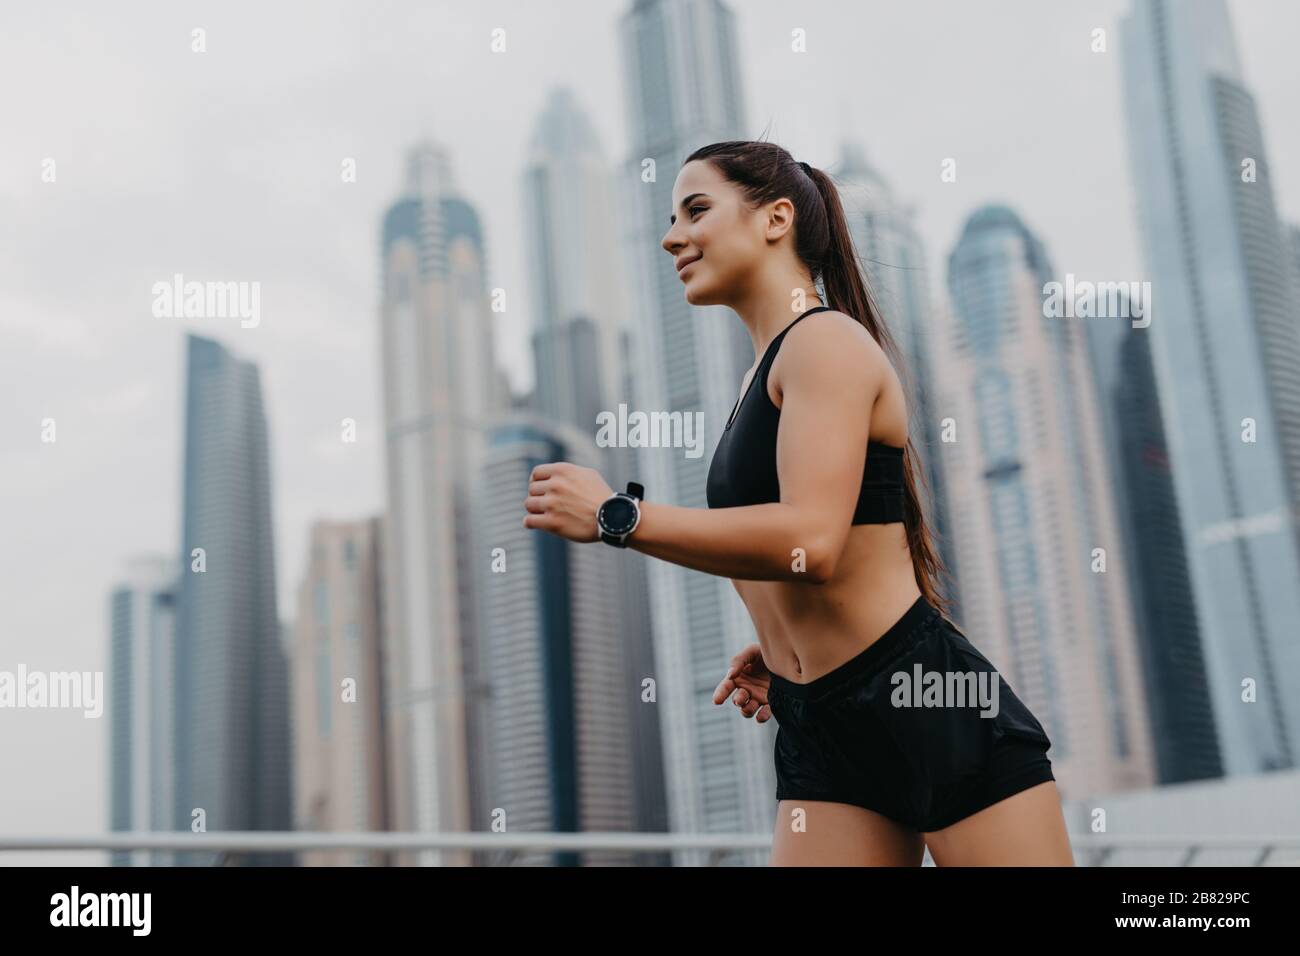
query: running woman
[{"left": 523, "top": 141, "right": 1074, "bottom": 866}]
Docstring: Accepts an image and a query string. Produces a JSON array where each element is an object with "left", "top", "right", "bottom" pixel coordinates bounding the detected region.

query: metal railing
[{"left": 2, "top": 832, "right": 1299, "bottom": 865}]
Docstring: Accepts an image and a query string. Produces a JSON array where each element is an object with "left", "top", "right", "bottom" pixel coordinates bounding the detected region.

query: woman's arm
[
  {"left": 631, "top": 311, "right": 883, "bottom": 583},
  {"left": 524, "top": 311, "right": 881, "bottom": 582},
  {"left": 627, "top": 500, "right": 831, "bottom": 582}
]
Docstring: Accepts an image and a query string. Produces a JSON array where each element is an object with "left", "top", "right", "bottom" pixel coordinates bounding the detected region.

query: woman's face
[{"left": 661, "top": 160, "right": 769, "bottom": 307}]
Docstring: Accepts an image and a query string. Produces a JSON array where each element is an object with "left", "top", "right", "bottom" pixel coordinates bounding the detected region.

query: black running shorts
[{"left": 767, "top": 595, "right": 1055, "bottom": 832}]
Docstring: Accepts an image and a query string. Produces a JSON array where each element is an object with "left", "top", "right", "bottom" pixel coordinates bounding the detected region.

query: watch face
[{"left": 599, "top": 496, "right": 638, "bottom": 535}]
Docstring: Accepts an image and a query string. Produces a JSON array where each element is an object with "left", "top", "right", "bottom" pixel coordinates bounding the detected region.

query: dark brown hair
[{"left": 683, "top": 140, "right": 951, "bottom": 613}]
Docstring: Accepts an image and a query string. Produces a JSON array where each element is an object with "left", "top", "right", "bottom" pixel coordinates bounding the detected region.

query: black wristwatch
[{"left": 596, "top": 482, "right": 644, "bottom": 547}]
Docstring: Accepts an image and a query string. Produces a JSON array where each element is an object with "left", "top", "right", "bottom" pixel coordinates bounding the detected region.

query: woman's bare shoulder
[
  {"left": 772, "top": 308, "right": 909, "bottom": 439},
  {"left": 775, "top": 308, "right": 890, "bottom": 380}
]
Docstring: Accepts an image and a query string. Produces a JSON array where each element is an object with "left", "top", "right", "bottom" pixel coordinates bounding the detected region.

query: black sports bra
[{"left": 705, "top": 306, "right": 907, "bottom": 524}]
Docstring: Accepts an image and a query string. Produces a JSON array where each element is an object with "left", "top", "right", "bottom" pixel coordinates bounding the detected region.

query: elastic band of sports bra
[{"left": 853, "top": 492, "right": 906, "bottom": 523}]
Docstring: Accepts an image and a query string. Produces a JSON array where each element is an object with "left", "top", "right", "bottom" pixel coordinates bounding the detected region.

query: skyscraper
[
  {"left": 1119, "top": 0, "right": 1300, "bottom": 772},
  {"left": 524, "top": 86, "right": 635, "bottom": 425},
  {"left": 1086, "top": 308, "right": 1222, "bottom": 784},
  {"left": 477, "top": 417, "right": 641, "bottom": 866},
  {"left": 619, "top": 0, "right": 772, "bottom": 864},
  {"left": 109, "top": 554, "right": 177, "bottom": 867},
  {"left": 291, "top": 517, "right": 390, "bottom": 866},
  {"left": 521, "top": 86, "right": 670, "bottom": 846},
  {"left": 174, "top": 333, "right": 292, "bottom": 865},
  {"left": 936, "top": 206, "right": 1155, "bottom": 797},
  {"left": 379, "top": 141, "right": 503, "bottom": 864}
]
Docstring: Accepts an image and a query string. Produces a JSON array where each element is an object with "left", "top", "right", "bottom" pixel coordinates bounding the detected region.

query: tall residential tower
[
  {"left": 618, "top": 0, "right": 771, "bottom": 864},
  {"left": 1119, "top": 0, "right": 1300, "bottom": 772},
  {"left": 936, "top": 207, "right": 1155, "bottom": 797},
  {"left": 378, "top": 141, "right": 504, "bottom": 864},
  {"left": 521, "top": 86, "right": 670, "bottom": 845},
  {"left": 109, "top": 554, "right": 178, "bottom": 867}
]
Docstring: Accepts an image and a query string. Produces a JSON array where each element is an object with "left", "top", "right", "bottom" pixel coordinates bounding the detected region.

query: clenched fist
[{"left": 523, "top": 461, "right": 614, "bottom": 544}]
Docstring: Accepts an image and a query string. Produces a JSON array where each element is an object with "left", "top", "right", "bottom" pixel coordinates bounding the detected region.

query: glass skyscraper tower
[
  {"left": 1120, "top": 0, "right": 1300, "bottom": 773},
  {"left": 618, "top": 0, "right": 772, "bottom": 864},
  {"left": 174, "top": 334, "right": 292, "bottom": 865}
]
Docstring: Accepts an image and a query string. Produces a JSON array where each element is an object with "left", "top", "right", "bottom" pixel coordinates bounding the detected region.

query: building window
[
  {"left": 315, "top": 579, "right": 329, "bottom": 627},
  {"left": 316, "top": 647, "right": 332, "bottom": 738}
]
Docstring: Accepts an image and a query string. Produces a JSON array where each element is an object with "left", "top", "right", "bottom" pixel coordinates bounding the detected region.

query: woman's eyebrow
[{"left": 669, "top": 192, "right": 710, "bottom": 225}]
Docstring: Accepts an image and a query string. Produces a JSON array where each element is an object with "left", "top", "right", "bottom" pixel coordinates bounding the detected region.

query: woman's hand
[
  {"left": 712, "top": 643, "right": 772, "bottom": 722},
  {"left": 523, "top": 461, "right": 614, "bottom": 544}
]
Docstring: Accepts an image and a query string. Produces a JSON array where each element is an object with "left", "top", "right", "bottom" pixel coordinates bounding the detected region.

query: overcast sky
[{"left": 2, "top": 0, "right": 1297, "bottom": 863}]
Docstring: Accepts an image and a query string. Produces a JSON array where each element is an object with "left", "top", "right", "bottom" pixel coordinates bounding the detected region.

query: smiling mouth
[{"left": 677, "top": 255, "right": 701, "bottom": 275}]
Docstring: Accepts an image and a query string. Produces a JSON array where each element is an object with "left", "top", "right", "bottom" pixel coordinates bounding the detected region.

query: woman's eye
[{"left": 689, "top": 205, "right": 706, "bottom": 218}]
